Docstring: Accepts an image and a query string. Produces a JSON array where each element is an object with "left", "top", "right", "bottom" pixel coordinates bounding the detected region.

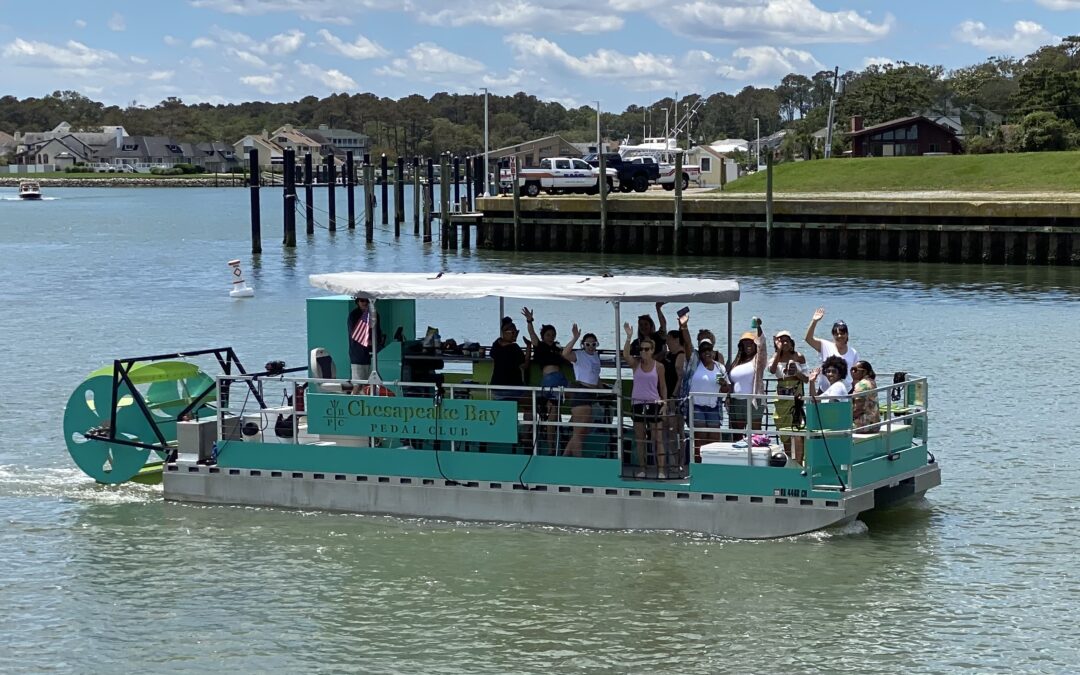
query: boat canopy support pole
[
  {"left": 371, "top": 298, "right": 379, "bottom": 382},
  {"left": 614, "top": 301, "right": 623, "bottom": 463},
  {"left": 727, "top": 302, "right": 733, "bottom": 366}
]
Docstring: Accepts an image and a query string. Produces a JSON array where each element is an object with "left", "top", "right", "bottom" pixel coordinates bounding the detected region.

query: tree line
[{"left": 1, "top": 36, "right": 1077, "bottom": 162}]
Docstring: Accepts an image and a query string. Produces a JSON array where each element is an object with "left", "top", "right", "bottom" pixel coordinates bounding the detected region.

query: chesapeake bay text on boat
[{"left": 308, "top": 394, "right": 517, "bottom": 442}]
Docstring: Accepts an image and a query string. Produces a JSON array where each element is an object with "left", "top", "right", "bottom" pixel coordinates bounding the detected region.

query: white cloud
[
  {"left": 225, "top": 47, "right": 269, "bottom": 68},
  {"left": 316, "top": 29, "right": 387, "bottom": 59},
  {"left": 148, "top": 70, "right": 174, "bottom": 81},
  {"left": 505, "top": 33, "right": 677, "bottom": 83},
  {"left": 863, "top": 56, "right": 896, "bottom": 68},
  {"left": 377, "top": 42, "right": 487, "bottom": 77},
  {"left": 953, "top": 20, "right": 1059, "bottom": 55},
  {"left": 2, "top": 38, "right": 119, "bottom": 69},
  {"left": 190, "top": 0, "right": 388, "bottom": 23},
  {"left": 651, "top": 0, "right": 892, "bottom": 43},
  {"left": 295, "top": 61, "right": 358, "bottom": 89},
  {"left": 191, "top": 37, "right": 216, "bottom": 49},
  {"left": 107, "top": 13, "right": 126, "bottom": 32},
  {"left": 417, "top": 0, "right": 624, "bottom": 34},
  {"left": 714, "top": 45, "right": 822, "bottom": 80},
  {"left": 163, "top": 35, "right": 181, "bottom": 46},
  {"left": 74, "top": 19, "right": 87, "bottom": 28},
  {"left": 265, "top": 29, "right": 306, "bottom": 55},
  {"left": 1034, "top": 0, "right": 1080, "bottom": 8},
  {"left": 240, "top": 73, "right": 281, "bottom": 94}
]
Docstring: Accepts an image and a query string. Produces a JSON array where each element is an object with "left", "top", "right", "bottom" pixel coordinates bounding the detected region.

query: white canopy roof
[{"left": 309, "top": 272, "right": 740, "bottom": 304}]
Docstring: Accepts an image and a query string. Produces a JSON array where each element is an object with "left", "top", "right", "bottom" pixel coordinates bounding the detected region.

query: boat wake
[
  {"left": 0, "top": 464, "right": 160, "bottom": 504},
  {"left": 1, "top": 196, "right": 59, "bottom": 201}
]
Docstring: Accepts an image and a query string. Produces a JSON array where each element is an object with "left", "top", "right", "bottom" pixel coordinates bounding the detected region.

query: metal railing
[{"left": 212, "top": 373, "right": 927, "bottom": 487}]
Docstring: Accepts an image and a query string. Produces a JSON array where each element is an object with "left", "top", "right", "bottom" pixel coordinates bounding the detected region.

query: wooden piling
[
  {"left": 473, "top": 156, "right": 484, "bottom": 201},
  {"left": 673, "top": 150, "right": 683, "bottom": 255},
  {"left": 363, "top": 160, "right": 374, "bottom": 243},
  {"left": 599, "top": 152, "right": 608, "bottom": 252},
  {"left": 440, "top": 153, "right": 453, "bottom": 249},
  {"left": 464, "top": 156, "right": 473, "bottom": 212},
  {"left": 304, "top": 153, "right": 314, "bottom": 235},
  {"left": 765, "top": 153, "right": 774, "bottom": 258},
  {"left": 412, "top": 156, "right": 421, "bottom": 235},
  {"left": 394, "top": 160, "right": 403, "bottom": 237},
  {"left": 248, "top": 148, "right": 261, "bottom": 254},
  {"left": 283, "top": 148, "right": 296, "bottom": 247},
  {"left": 326, "top": 156, "right": 337, "bottom": 231},
  {"left": 346, "top": 151, "right": 356, "bottom": 230},
  {"left": 424, "top": 158, "right": 434, "bottom": 243},
  {"left": 453, "top": 156, "right": 461, "bottom": 208},
  {"left": 380, "top": 154, "right": 389, "bottom": 226}
]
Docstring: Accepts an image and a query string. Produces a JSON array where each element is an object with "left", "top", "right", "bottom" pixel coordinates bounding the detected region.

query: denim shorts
[
  {"left": 540, "top": 371, "right": 569, "bottom": 401},
  {"left": 692, "top": 404, "right": 722, "bottom": 428}
]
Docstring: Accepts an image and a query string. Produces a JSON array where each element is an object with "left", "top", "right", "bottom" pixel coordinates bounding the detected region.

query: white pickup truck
[
  {"left": 628, "top": 155, "right": 701, "bottom": 191},
  {"left": 510, "top": 157, "right": 618, "bottom": 197}
]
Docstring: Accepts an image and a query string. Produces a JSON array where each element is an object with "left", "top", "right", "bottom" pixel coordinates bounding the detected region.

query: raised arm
[
  {"left": 677, "top": 311, "right": 693, "bottom": 359},
  {"left": 655, "top": 302, "right": 668, "bottom": 334},
  {"left": 562, "top": 323, "right": 581, "bottom": 363},
  {"left": 521, "top": 306, "right": 541, "bottom": 344},
  {"left": 622, "top": 322, "right": 638, "bottom": 369},
  {"left": 804, "top": 307, "right": 825, "bottom": 353}
]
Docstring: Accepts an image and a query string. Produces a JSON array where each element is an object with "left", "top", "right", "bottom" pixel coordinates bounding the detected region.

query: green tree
[{"left": 1012, "top": 111, "right": 1079, "bottom": 151}]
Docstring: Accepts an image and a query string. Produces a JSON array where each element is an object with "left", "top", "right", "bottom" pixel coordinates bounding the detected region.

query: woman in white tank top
[{"left": 561, "top": 324, "right": 603, "bottom": 457}]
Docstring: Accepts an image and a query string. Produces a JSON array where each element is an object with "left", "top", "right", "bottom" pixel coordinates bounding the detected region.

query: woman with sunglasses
[
  {"left": 809, "top": 356, "right": 849, "bottom": 400},
  {"left": 804, "top": 307, "right": 859, "bottom": 392},
  {"left": 561, "top": 324, "right": 603, "bottom": 457},
  {"left": 623, "top": 322, "right": 668, "bottom": 479},
  {"left": 849, "top": 360, "right": 881, "bottom": 432}
]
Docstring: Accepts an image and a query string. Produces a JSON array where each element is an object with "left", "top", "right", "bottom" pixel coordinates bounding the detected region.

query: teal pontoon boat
[{"left": 63, "top": 272, "right": 939, "bottom": 539}]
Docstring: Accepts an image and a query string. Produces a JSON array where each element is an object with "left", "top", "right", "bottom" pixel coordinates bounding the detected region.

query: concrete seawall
[
  {"left": 459, "top": 192, "right": 1080, "bottom": 266},
  {"left": 0, "top": 176, "right": 244, "bottom": 188}
]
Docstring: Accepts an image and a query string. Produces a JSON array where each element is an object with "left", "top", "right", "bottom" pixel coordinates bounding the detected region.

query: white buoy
[{"left": 228, "top": 259, "right": 255, "bottom": 298}]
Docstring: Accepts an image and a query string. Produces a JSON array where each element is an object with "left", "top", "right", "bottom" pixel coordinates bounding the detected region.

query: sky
[{"left": 0, "top": 0, "right": 1073, "bottom": 111}]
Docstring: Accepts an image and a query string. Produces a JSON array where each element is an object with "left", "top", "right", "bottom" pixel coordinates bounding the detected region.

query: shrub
[
  {"left": 174, "top": 163, "right": 204, "bottom": 174},
  {"left": 1012, "top": 112, "right": 1080, "bottom": 152}
]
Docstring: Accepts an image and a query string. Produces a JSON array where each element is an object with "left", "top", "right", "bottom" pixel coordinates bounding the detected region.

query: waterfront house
[
  {"left": 487, "top": 135, "right": 580, "bottom": 168},
  {"left": 233, "top": 132, "right": 283, "bottom": 168},
  {"left": 848, "top": 115, "right": 963, "bottom": 157},
  {"left": 195, "top": 141, "right": 240, "bottom": 172},
  {"left": 687, "top": 145, "right": 739, "bottom": 188},
  {"left": 300, "top": 124, "right": 368, "bottom": 161},
  {"left": 269, "top": 125, "right": 323, "bottom": 163},
  {"left": 12, "top": 134, "right": 97, "bottom": 171}
]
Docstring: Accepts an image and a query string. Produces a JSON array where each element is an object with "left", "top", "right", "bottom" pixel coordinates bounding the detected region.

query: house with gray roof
[{"left": 300, "top": 123, "right": 368, "bottom": 159}]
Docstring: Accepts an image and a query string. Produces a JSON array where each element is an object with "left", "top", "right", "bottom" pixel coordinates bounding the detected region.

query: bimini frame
[{"left": 309, "top": 272, "right": 740, "bottom": 456}]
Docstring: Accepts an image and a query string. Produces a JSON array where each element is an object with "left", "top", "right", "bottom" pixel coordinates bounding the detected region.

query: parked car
[
  {"left": 627, "top": 156, "right": 700, "bottom": 191},
  {"left": 512, "top": 157, "right": 618, "bottom": 197},
  {"left": 582, "top": 153, "right": 658, "bottom": 193}
]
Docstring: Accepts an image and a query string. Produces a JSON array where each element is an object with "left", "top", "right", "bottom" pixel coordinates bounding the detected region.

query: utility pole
[
  {"left": 481, "top": 87, "right": 490, "bottom": 197},
  {"left": 753, "top": 117, "right": 761, "bottom": 169},
  {"left": 594, "top": 100, "right": 601, "bottom": 155},
  {"left": 824, "top": 66, "right": 840, "bottom": 159}
]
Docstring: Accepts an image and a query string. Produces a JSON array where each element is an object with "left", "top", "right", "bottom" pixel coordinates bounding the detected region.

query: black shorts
[{"left": 632, "top": 402, "right": 662, "bottom": 423}]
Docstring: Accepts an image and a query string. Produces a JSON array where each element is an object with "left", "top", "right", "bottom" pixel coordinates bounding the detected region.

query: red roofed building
[{"left": 848, "top": 115, "right": 963, "bottom": 158}]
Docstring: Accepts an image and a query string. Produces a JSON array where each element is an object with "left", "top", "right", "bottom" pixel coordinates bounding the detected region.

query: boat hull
[
  {"left": 163, "top": 460, "right": 939, "bottom": 539},
  {"left": 19, "top": 194, "right": 42, "bottom": 200}
]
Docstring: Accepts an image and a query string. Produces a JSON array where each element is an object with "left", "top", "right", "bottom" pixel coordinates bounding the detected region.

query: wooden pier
[{"left": 451, "top": 193, "right": 1080, "bottom": 266}]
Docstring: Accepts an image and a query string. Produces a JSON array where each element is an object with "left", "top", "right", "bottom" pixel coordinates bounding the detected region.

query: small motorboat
[{"left": 18, "top": 181, "right": 42, "bottom": 200}]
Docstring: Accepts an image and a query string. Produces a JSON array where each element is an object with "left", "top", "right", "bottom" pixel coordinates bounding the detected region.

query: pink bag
[{"left": 750, "top": 434, "right": 772, "bottom": 447}]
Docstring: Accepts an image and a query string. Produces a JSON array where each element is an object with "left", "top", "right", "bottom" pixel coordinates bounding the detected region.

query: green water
[{"left": 2, "top": 187, "right": 1079, "bottom": 673}]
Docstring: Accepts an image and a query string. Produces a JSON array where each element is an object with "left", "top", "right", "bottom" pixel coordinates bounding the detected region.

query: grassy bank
[{"left": 723, "top": 151, "right": 1080, "bottom": 193}]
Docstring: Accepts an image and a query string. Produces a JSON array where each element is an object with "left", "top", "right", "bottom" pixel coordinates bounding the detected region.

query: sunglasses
[{"left": 583, "top": 341, "right": 598, "bottom": 347}]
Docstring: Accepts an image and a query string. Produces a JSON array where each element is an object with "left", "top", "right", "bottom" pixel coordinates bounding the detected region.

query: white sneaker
[
  {"left": 658, "top": 470, "right": 667, "bottom": 479},
  {"left": 635, "top": 471, "right": 646, "bottom": 479}
]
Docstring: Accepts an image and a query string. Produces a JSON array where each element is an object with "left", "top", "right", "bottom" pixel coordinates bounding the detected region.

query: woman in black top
[
  {"left": 522, "top": 308, "right": 569, "bottom": 450},
  {"left": 490, "top": 318, "right": 528, "bottom": 401}
]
